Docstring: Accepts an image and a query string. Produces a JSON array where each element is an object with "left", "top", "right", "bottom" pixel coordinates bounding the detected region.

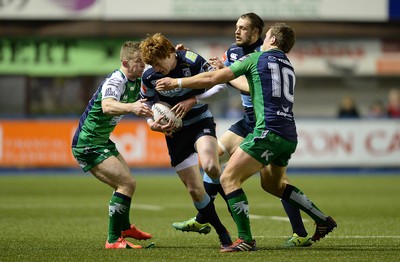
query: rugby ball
[{"left": 151, "top": 102, "right": 183, "bottom": 129}]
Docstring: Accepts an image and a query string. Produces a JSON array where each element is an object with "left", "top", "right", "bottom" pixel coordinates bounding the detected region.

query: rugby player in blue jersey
[
  {"left": 172, "top": 13, "right": 311, "bottom": 248},
  {"left": 156, "top": 23, "right": 337, "bottom": 252},
  {"left": 139, "top": 33, "right": 232, "bottom": 248},
  {"left": 72, "top": 41, "right": 154, "bottom": 249}
]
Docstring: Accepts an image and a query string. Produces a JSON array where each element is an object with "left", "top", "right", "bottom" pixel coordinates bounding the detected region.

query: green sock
[
  {"left": 108, "top": 192, "right": 131, "bottom": 243},
  {"left": 282, "top": 184, "right": 327, "bottom": 223},
  {"left": 226, "top": 188, "right": 253, "bottom": 242}
]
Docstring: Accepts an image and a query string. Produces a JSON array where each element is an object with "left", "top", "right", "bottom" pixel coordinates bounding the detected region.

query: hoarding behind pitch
[{"left": 0, "top": 119, "right": 398, "bottom": 169}]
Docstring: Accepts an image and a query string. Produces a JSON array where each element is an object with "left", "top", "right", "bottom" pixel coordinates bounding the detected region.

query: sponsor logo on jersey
[
  {"left": 185, "top": 51, "right": 198, "bottom": 63},
  {"left": 230, "top": 53, "right": 238, "bottom": 61},
  {"left": 261, "top": 149, "right": 274, "bottom": 162},
  {"left": 109, "top": 115, "right": 123, "bottom": 125},
  {"left": 276, "top": 110, "right": 293, "bottom": 118},
  {"left": 105, "top": 87, "right": 117, "bottom": 97},
  {"left": 158, "top": 88, "right": 185, "bottom": 97},
  {"left": 182, "top": 68, "right": 191, "bottom": 77}
]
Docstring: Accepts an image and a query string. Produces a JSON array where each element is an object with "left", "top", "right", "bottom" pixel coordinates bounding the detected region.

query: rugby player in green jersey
[
  {"left": 171, "top": 13, "right": 311, "bottom": 249},
  {"left": 72, "top": 41, "right": 156, "bottom": 249},
  {"left": 156, "top": 23, "right": 337, "bottom": 252}
]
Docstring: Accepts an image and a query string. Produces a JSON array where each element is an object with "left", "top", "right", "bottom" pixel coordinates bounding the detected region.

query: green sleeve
[{"left": 229, "top": 53, "right": 259, "bottom": 78}]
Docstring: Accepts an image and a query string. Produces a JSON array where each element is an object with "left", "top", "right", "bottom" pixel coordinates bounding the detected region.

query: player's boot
[
  {"left": 220, "top": 237, "right": 256, "bottom": 252},
  {"left": 281, "top": 233, "right": 312, "bottom": 248},
  {"left": 171, "top": 217, "right": 212, "bottom": 234},
  {"left": 311, "top": 216, "right": 337, "bottom": 242},
  {"left": 121, "top": 224, "right": 152, "bottom": 240},
  {"left": 105, "top": 237, "right": 142, "bottom": 249},
  {"left": 219, "top": 231, "right": 233, "bottom": 248}
]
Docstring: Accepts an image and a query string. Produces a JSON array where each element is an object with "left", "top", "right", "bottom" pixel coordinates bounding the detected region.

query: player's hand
[
  {"left": 148, "top": 117, "right": 175, "bottom": 137},
  {"left": 131, "top": 99, "right": 153, "bottom": 117},
  {"left": 171, "top": 97, "right": 196, "bottom": 118},
  {"left": 209, "top": 57, "right": 224, "bottom": 69},
  {"left": 175, "top": 43, "right": 189, "bottom": 51},
  {"left": 156, "top": 77, "right": 177, "bottom": 91}
]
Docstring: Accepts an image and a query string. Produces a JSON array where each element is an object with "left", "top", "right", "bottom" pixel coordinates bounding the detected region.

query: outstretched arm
[
  {"left": 102, "top": 98, "right": 153, "bottom": 117},
  {"left": 228, "top": 75, "right": 249, "bottom": 93},
  {"left": 156, "top": 67, "right": 235, "bottom": 91}
]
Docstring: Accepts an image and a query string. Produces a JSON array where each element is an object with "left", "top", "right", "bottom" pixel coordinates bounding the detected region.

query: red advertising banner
[
  {"left": 0, "top": 119, "right": 170, "bottom": 168},
  {"left": 1, "top": 119, "right": 399, "bottom": 169}
]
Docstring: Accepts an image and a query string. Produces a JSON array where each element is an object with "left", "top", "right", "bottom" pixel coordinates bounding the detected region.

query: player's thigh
[
  {"left": 218, "top": 130, "right": 244, "bottom": 156},
  {"left": 116, "top": 154, "right": 131, "bottom": 174},
  {"left": 90, "top": 155, "right": 134, "bottom": 189},
  {"left": 196, "top": 135, "right": 219, "bottom": 159},
  {"left": 195, "top": 135, "right": 220, "bottom": 176},
  {"left": 222, "top": 147, "right": 263, "bottom": 188}
]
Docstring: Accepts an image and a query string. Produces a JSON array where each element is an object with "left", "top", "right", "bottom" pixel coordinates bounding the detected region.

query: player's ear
[
  {"left": 270, "top": 36, "right": 277, "bottom": 45},
  {"left": 121, "top": 60, "right": 129, "bottom": 68}
]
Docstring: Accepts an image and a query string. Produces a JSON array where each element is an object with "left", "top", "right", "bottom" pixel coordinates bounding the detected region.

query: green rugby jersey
[
  {"left": 72, "top": 70, "right": 141, "bottom": 147},
  {"left": 229, "top": 49, "right": 297, "bottom": 142}
]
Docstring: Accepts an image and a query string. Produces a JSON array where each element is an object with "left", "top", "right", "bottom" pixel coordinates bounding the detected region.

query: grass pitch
[{"left": 1, "top": 171, "right": 399, "bottom": 261}]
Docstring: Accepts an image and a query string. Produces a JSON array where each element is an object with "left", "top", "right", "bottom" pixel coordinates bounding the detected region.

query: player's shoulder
[
  {"left": 225, "top": 44, "right": 244, "bottom": 62},
  {"left": 262, "top": 49, "right": 287, "bottom": 60},
  {"left": 103, "top": 70, "right": 126, "bottom": 87},
  {"left": 142, "top": 67, "right": 160, "bottom": 82},
  {"left": 227, "top": 43, "right": 241, "bottom": 54},
  {"left": 177, "top": 50, "right": 204, "bottom": 64},
  {"left": 108, "top": 70, "right": 125, "bottom": 81}
]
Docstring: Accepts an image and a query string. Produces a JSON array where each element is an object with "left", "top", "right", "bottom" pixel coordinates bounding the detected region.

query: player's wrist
[{"left": 177, "top": 78, "right": 182, "bottom": 88}]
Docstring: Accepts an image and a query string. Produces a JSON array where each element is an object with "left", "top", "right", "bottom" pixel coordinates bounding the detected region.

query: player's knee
[
  {"left": 202, "top": 162, "right": 221, "bottom": 179},
  {"left": 186, "top": 186, "right": 204, "bottom": 200},
  {"left": 220, "top": 173, "right": 235, "bottom": 189},
  {"left": 120, "top": 176, "right": 136, "bottom": 194},
  {"left": 261, "top": 182, "right": 275, "bottom": 195},
  {"left": 262, "top": 180, "right": 285, "bottom": 197}
]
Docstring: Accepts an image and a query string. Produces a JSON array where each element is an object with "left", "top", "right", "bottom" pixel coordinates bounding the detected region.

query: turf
[{"left": 1, "top": 172, "right": 399, "bottom": 261}]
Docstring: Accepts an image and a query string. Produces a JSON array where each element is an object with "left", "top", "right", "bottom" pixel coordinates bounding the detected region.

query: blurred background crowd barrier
[{"left": 0, "top": 119, "right": 399, "bottom": 169}]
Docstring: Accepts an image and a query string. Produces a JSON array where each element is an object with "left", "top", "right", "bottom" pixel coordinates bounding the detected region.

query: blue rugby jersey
[
  {"left": 140, "top": 50, "right": 213, "bottom": 125},
  {"left": 222, "top": 38, "right": 263, "bottom": 124}
]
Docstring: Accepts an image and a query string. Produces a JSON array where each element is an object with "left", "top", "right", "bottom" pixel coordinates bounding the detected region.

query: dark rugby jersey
[
  {"left": 222, "top": 38, "right": 263, "bottom": 124},
  {"left": 141, "top": 50, "right": 213, "bottom": 124},
  {"left": 230, "top": 49, "right": 297, "bottom": 142}
]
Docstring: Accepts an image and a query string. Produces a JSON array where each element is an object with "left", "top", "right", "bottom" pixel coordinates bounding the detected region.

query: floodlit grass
[{"left": 1, "top": 172, "right": 399, "bottom": 261}]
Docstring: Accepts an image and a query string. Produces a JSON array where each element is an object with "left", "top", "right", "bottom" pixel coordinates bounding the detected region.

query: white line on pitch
[
  {"left": 132, "top": 204, "right": 163, "bottom": 211},
  {"left": 250, "top": 214, "right": 310, "bottom": 222},
  {"left": 254, "top": 235, "right": 400, "bottom": 239}
]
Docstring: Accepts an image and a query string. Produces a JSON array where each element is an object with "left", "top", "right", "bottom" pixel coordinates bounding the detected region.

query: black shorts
[
  {"left": 166, "top": 117, "right": 216, "bottom": 167},
  {"left": 228, "top": 118, "right": 255, "bottom": 138}
]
